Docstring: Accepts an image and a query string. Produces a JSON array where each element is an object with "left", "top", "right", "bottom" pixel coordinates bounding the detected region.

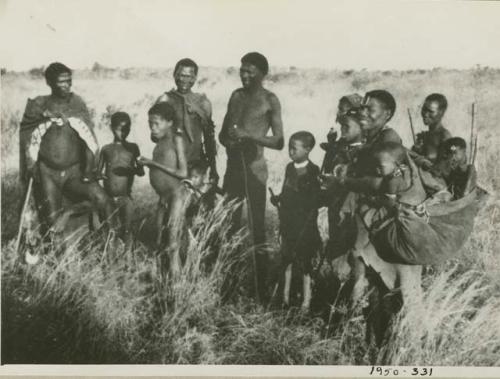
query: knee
[{"left": 89, "top": 186, "right": 111, "bottom": 208}]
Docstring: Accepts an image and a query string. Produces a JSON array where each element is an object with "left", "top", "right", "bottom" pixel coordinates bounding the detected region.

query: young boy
[
  {"left": 97, "top": 112, "right": 144, "bottom": 243},
  {"left": 138, "top": 102, "right": 188, "bottom": 276},
  {"left": 270, "top": 131, "right": 321, "bottom": 311},
  {"left": 433, "top": 137, "right": 477, "bottom": 200}
]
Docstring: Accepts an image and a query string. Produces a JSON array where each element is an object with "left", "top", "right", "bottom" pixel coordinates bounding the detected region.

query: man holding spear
[{"left": 219, "top": 52, "right": 284, "bottom": 303}]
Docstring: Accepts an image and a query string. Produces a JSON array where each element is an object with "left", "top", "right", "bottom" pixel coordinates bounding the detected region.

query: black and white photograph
[{"left": 1, "top": 0, "right": 499, "bottom": 376}]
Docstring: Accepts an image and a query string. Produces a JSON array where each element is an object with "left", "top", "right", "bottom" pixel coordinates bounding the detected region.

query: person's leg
[
  {"left": 349, "top": 214, "right": 371, "bottom": 305},
  {"left": 155, "top": 199, "right": 167, "bottom": 249},
  {"left": 37, "top": 163, "right": 63, "bottom": 229},
  {"left": 166, "top": 191, "right": 187, "bottom": 277},
  {"left": 64, "top": 177, "right": 114, "bottom": 225},
  {"left": 302, "top": 273, "right": 312, "bottom": 311},
  {"left": 117, "top": 196, "right": 134, "bottom": 249},
  {"left": 397, "top": 264, "right": 423, "bottom": 309},
  {"left": 222, "top": 165, "right": 244, "bottom": 236},
  {"left": 248, "top": 175, "right": 268, "bottom": 302},
  {"left": 283, "top": 263, "right": 292, "bottom": 307}
]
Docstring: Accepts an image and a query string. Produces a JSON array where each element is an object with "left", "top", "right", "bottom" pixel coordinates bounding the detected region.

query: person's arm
[
  {"left": 174, "top": 133, "right": 188, "bottom": 179},
  {"left": 219, "top": 91, "right": 237, "bottom": 149},
  {"left": 342, "top": 176, "right": 384, "bottom": 194},
  {"left": 201, "top": 98, "right": 219, "bottom": 181},
  {"left": 132, "top": 144, "right": 145, "bottom": 177},
  {"left": 250, "top": 93, "right": 284, "bottom": 150},
  {"left": 232, "top": 93, "right": 284, "bottom": 150},
  {"left": 407, "top": 149, "right": 433, "bottom": 170},
  {"left": 155, "top": 93, "right": 169, "bottom": 104},
  {"left": 96, "top": 147, "right": 107, "bottom": 180}
]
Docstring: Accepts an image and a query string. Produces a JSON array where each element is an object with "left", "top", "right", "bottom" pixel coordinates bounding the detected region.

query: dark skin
[
  {"left": 97, "top": 121, "right": 144, "bottom": 236},
  {"left": 157, "top": 65, "right": 219, "bottom": 183},
  {"left": 412, "top": 99, "right": 452, "bottom": 166},
  {"left": 138, "top": 114, "right": 188, "bottom": 277},
  {"left": 34, "top": 71, "right": 113, "bottom": 229},
  {"left": 219, "top": 63, "right": 284, "bottom": 152},
  {"left": 322, "top": 98, "right": 398, "bottom": 194}
]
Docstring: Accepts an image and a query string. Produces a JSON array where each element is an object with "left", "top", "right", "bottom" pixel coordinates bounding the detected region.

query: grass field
[{"left": 1, "top": 66, "right": 500, "bottom": 364}]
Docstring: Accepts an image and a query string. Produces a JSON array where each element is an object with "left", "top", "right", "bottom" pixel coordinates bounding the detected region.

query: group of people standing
[{"left": 18, "top": 53, "right": 479, "bottom": 331}]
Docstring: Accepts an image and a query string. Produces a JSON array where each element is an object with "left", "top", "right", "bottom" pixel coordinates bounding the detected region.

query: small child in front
[
  {"left": 270, "top": 131, "right": 321, "bottom": 311},
  {"left": 98, "top": 111, "right": 144, "bottom": 244},
  {"left": 138, "top": 103, "right": 188, "bottom": 276}
]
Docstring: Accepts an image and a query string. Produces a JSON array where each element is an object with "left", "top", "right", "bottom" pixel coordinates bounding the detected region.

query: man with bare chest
[
  {"left": 20, "top": 62, "right": 113, "bottom": 235},
  {"left": 219, "top": 52, "right": 284, "bottom": 301}
]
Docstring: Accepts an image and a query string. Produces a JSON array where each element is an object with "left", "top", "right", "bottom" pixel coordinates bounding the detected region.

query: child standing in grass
[
  {"left": 270, "top": 131, "right": 321, "bottom": 311},
  {"left": 98, "top": 112, "right": 144, "bottom": 246},
  {"left": 138, "top": 103, "right": 188, "bottom": 276}
]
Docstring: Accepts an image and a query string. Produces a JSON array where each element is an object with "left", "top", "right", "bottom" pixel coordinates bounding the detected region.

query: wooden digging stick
[
  {"left": 15, "top": 177, "right": 33, "bottom": 257},
  {"left": 469, "top": 103, "right": 476, "bottom": 164},
  {"left": 407, "top": 108, "right": 416, "bottom": 145}
]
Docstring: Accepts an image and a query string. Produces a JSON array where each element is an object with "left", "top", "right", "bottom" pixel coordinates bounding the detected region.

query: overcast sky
[{"left": 1, "top": 0, "right": 499, "bottom": 71}]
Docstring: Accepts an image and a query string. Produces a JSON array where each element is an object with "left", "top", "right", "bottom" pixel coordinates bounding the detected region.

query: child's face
[
  {"left": 288, "top": 139, "right": 310, "bottom": 163},
  {"left": 190, "top": 169, "right": 210, "bottom": 193},
  {"left": 374, "top": 151, "right": 397, "bottom": 177},
  {"left": 112, "top": 121, "right": 129, "bottom": 142},
  {"left": 337, "top": 100, "right": 351, "bottom": 119},
  {"left": 447, "top": 146, "right": 467, "bottom": 170},
  {"left": 340, "top": 118, "right": 362, "bottom": 143},
  {"left": 148, "top": 114, "right": 173, "bottom": 142}
]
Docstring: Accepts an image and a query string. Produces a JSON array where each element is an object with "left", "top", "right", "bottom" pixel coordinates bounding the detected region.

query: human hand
[
  {"left": 333, "top": 164, "right": 348, "bottom": 182},
  {"left": 420, "top": 159, "right": 433, "bottom": 170},
  {"left": 228, "top": 126, "right": 250, "bottom": 141},
  {"left": 137, "top": 156, "right": 153, "bottom": 166},
  {"left": 209, "top": 170, "right": 219, "bottom": 185},
  {"left": 319, "top": 173, "right": 340, "bottom": 190},
  {"left": 270, "top": 194, "right": 280, "bottom": 207}
]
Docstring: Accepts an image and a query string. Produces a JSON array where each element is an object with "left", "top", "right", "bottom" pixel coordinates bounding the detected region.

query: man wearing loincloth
[
  {"left": 219, "top": 52, "right": 284, "bottom": 302},
  {"left": 19, "top": 62, "right": 113, "bottom": 238}
]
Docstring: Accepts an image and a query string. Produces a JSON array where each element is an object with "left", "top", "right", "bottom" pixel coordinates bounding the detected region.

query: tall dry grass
[{"left": 1, "top": 66, "right": 500, "bottom": 364}]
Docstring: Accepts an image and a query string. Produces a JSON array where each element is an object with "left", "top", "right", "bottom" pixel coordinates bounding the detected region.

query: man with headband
[{"left": 219, "top": 52, "right": 284, "bottom": 302}]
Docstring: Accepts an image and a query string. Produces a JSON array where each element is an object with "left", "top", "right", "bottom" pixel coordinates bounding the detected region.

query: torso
[
  {"left": 102, "top": 142, "right": 138, "bottom": 196},
  {"left": 149, "top": 137, "right": 181, "bottom": 198},
  {"left": 39, "top": 123, "right": 82, "bottom": 169},
  {"left": 226, "top": 88, "right": 274, "bottom": 163},
  {"left": 36, "top": 94, "right": 92, "bottom": 170},
  {"left": 158, "top": 90, "right": 210, "bottom": 163}
]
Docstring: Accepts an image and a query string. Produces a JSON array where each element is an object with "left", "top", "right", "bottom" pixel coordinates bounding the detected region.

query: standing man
[
  {"left": 156, "top": 58, "right": 218, "bottom": 184},
  {"left": 19, "top": 62, "right": 113, "bottom": 238},
  {"left": 219, "top": 52, "right": 284, "bottom": 302},
  {"left": 412, "top": 93, "right": 452, "bottom": 165}
]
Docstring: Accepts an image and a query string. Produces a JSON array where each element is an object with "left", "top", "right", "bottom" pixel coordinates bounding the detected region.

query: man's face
[
  {"left": 174, "top": 66, "right": 197, "bottom": 94},
  {"left": 288, "top": 139, "right": 309, "bottom": 163},
  {"left": 148, "top": 114, "right": 172, "bottom": 142},
  {"left": 421, "top": 100, "right": 445, "bottom": 127},
  {"left": 50, "top": 72, "right": 72, "bottom": 98},
  {"left": 340, "top": 118, "right": 362, "bottom": 143},
  {"left": 112, "top": 122, "right": 129, "bottom": 142},
  {"left": 374, "top": 151, "right": 397, "bottom": 177},
  {"left": 359, "top": 98, "right": 391, "bottom": 131},
  {"left": 240, "top": 63, "right": 263, "bottom": 89}
]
